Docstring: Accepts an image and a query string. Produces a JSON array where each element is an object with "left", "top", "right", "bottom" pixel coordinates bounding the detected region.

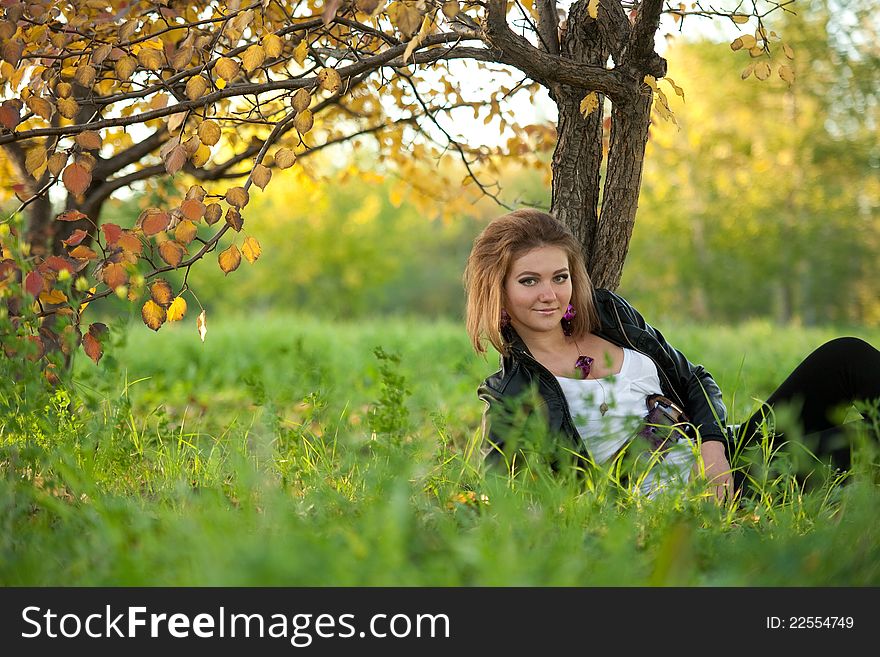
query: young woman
[{"left": 464, "top": 209, "right": 880, "bottom": 500}]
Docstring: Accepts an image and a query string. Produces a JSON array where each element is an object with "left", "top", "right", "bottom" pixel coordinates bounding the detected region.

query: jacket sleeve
[{"left": 610, "top": 292, "right": 728, "bottom": 443}]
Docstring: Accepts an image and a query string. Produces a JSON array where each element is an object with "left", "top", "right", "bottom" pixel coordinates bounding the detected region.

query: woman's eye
[
  {"left": 519, "top": 278, "right": 536, "bottom": 286},
  {"left": 553, "top": 274, "right": 569, "bottom": 283}
]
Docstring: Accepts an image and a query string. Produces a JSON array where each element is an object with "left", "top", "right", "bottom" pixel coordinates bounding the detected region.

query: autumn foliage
[{"left": 0, "top": 0, "right": 798, "bottom": 371}]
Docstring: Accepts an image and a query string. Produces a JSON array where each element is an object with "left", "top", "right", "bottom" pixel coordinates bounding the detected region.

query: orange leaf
[
  {"left": 44, "top": 255, "right": 76, "bottom": 275},
  {"left": 62, "top": 229, "right": 89, "bottom": 246},
  {"left": 69, "top": 245, "right": 97, "bottom": 260},
  {"left": 56, "top": 210, "right": 88, "bottom": 222},
  {"left": 180, "top": 198, "right": 205, "bottom": 221},
  {"left": 117, "top": 231, "right": 143, "bottom": 255},
  {"left": 218, "top": 244, "right": 241, "bottom": 274},
  {"left": 140, "top": 209, "right": 170, "bottom": 236},
  {"left": 102, "top": 262, "right": 127, "bottom": 289},
  {"left": 142, "top": 299, "right": 166, "bottom": 331},
  {"left": 62, "top": 163, "right": 92, "bottom": 196},
  {"left": 102, "top": 222, "right": 122, "bottom": 245},
  {"left": 82, "top": 332, "right": 102, "bottom": 364},
  {"left": 150, "top": 280, "right": 174, "bottom": 308},
  {"left": 159, "top": 240, "right": 185, "bottom": 267}
]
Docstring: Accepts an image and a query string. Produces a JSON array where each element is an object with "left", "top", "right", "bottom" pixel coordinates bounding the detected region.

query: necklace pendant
[{"left": 600, "top": 402, "right": 609, "bottom": 416}]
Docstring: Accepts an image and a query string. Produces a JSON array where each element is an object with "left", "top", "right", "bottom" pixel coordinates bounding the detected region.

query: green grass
[{"left": 1, "top": 314, "right": 878, "bottom": 585}]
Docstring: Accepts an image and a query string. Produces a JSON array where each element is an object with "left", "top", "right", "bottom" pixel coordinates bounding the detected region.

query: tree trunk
[
  {"left": 549, "top": 0, "right": 660, "bottom": 291},
  {"left": 550, "top": 2, "right": 608, "bottom": 267},
  {"left": 589, "top": 91, "right": 652, "bottom": 289}
]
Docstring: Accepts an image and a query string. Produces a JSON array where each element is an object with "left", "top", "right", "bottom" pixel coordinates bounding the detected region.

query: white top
[{"left": 554, "top": 348, "right": 698, "bottom": 498}]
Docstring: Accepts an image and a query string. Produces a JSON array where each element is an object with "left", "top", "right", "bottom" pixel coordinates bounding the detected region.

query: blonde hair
[{"left": 463, "top": 208, "right": 598, "bottom": 355}]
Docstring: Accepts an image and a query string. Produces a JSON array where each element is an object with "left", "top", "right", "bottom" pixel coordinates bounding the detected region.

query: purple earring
[
  {"left": 500, "top": 309, "right": 511, "bottom": 329},
  {"left": 561, "top": 304, "right": 575, "bottom": 336}
]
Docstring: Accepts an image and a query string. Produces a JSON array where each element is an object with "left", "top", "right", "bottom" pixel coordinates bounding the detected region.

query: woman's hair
[{"left": 463, "top": 208, "right": 599, "bottom": 355}]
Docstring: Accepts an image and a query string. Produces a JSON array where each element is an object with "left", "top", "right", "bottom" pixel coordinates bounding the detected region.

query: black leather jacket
[{"left": 478, "top": 288, "right": 728, "bottom": 464}]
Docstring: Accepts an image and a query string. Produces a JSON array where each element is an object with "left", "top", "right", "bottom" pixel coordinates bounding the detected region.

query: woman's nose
[{"left": 537, "top": 285, "right": 555, "bottom": 300}]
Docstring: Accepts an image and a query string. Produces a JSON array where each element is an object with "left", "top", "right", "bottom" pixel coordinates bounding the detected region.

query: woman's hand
[{"left": 694, "top": 440, "right": 733, "bottom": 503}]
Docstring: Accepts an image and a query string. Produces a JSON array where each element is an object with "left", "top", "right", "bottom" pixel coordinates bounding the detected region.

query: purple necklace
[
  {"left": 573, "top": 338, "right": 608, "bottom": 415},
  {"left": 574, "top": 354, "right": 594, "bottom": 379}
]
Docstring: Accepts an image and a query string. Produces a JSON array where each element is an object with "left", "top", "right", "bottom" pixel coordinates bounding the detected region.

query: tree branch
[{"left": 484, "top": 0, "right": 631, "bottom": 101}]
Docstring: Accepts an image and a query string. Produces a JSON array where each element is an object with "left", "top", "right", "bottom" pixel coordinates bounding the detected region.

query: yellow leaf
[
  {"left": 778, "top": 64, "right": 795, "bottom": 84},
  {"left": 214, "top": 57, "right": 240, "bottom": 81},
  {"left": 40, "top": 289, "right": 68, "bottom": 304},
  {"left": 782, "top": 43, "right": 794, "bottom": 59},
  {"left": 75, "top": 64, "right": 96, "bottom": 88},
  {"left": 740, "top": 35, "right": 757, "bottom": 49},
  {"left": 191, "top": 144, "right": 211, "bottom": 168},
  {"left": 242, "top": 45, "right": 266, "bottom": 73},
  {"left": 741, "top": 62, "right": 755, "bottom": 79},
  {"left": 442, "top": 2, "right": 460, "bottom": 19},
  {"left": 76, "top": 130, "right": 103, "bottom": 150},
  {"left": 275, "top": 148, "right": 297, "bottom": 169},
  {"left": 291, "top": 88, "right": 311, "bottom": 112},
  {"left": 731, "top": 14, "right": 750, "bottom": 24},
  {"left": 579, "top": 91, "right": 599, "bottom": 118},
  {"left": 171, "top": 46, "right": 194, "bottom": 71},
  {"left": 167, "top": 296, "right": 187, "bottom": 322},
  {"left": 730, "top": 38, "right": 743, "bottom": 52},
  {"left": 218, "top": 244, "right": 241, "bottom": 274},
  {"left": 662, "top": 76, "right": 685, "bottom": 100},
  {"left": 57, "top": 97, "right": 79, "bottom": 119},
  {"left": 197, "top": 309, "right": 207, "bottom": 342},
  {"left": 225, "top": 186, "right": 249, "bottom": 209},
  {"left": 294, "top": 109, "right": 314, "bottom": 134},
  {"left": 263, "top": 34, "right": 283, "bottom": 59},
  {"left": 25, "top": 96, "right": 53, "bottom": 120},
  {"left": 137, "top": 47, "right": 164, "bottom": 71},
  {"left": 25, "top": 146, "right": 47, "bottom": 177},
  {"left": 294, "top": 38, "right": 309, "bottom": 67},
  {"left": 142, "top": 299, "right": 166, "bottom": 331},
  {"left": 115, "top": 56, "right": 138, "bottom": 81},
  {"left": 587, "top": 0, "right": 599, "bottom": 19},
  {"left": 242, "top": 236, "right": 262, "bottom": 264},
  {"left": 317, "top": 67, "right": 342, "bottom": 93},
  {"left": 186, "top": 75, "right": 208, "bottom": 101},
  {"left": 754, "top": 61, "right": 771, "bottom": 81},
  {"left": 252, "top": 164, "right": 272, "bottom": 190},
  {"left": 175, "top": 220, "right": 198, "bottom": 245},
  {"left": 47, "top": 152, "right": 68, "bottom": 177}
]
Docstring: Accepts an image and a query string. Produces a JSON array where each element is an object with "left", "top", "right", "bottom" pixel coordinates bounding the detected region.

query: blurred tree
[{"left": 624, "top": 0, "right": 880, "bottom": 325}]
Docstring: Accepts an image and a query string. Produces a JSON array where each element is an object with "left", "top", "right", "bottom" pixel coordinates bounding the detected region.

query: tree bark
[{"left": 550, "top": 1, "right": 608, "bottom": 264}]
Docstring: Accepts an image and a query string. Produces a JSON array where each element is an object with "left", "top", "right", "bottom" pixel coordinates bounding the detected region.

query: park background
[{"left": 2, "top": 0, "right": 880, "bottom": 585}]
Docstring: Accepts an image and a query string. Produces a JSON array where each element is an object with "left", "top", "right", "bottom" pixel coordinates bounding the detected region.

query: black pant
[{"left": 727, "top": 337, "right": 880, "bottom": 493}]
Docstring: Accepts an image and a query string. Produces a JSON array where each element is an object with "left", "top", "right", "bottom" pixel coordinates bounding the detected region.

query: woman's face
[{"left": 503, "top": 245, "right": 572, "bottom": 338}]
